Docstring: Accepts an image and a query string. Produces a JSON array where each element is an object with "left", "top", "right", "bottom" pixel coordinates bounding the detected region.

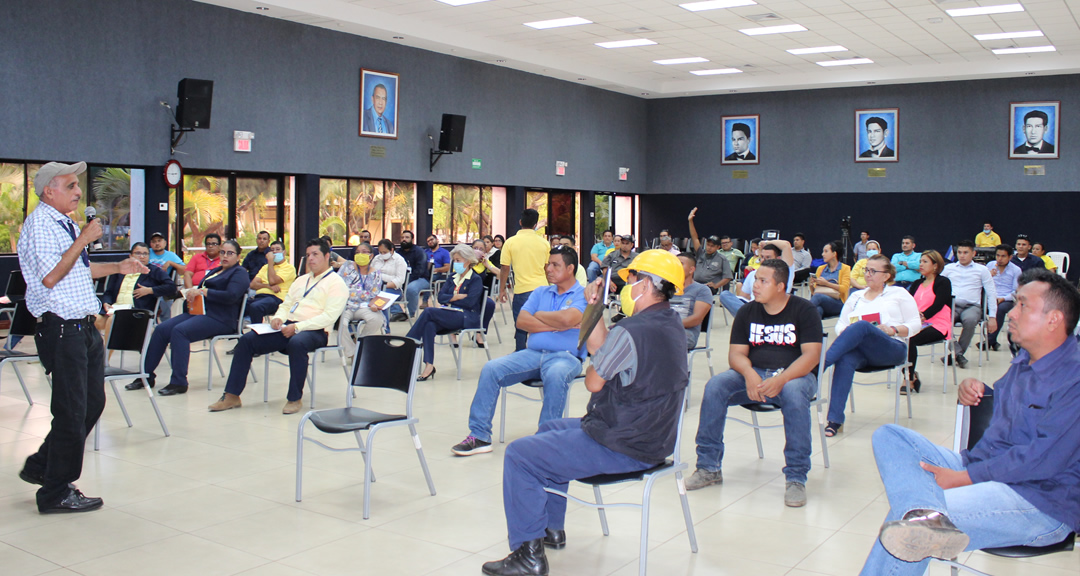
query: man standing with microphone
[{"left": 17, "top": 162, "right": 147, "bottom": 514}]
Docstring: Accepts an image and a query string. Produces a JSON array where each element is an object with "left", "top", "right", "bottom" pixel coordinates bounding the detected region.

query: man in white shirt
[
  {"left": 941, "top": 241, "right": 998, "bottom": 368},
  {"left": 791, "top": 233, "right": 813, "bottom": 285}
]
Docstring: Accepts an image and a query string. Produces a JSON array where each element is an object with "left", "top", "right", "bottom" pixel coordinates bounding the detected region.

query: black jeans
[{"left": 25, "top": 313, "right": 105, "bottom": 509}]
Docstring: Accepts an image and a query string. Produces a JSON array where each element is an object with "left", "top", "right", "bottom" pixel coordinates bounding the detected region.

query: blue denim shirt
[{"left": 964, "top": 338, "right": 1080, "bottom": 532}]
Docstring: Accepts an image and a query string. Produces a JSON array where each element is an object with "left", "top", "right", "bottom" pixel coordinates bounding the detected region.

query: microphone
[{"left": 84, "top": 206, "right": 104, "bottom": 251}]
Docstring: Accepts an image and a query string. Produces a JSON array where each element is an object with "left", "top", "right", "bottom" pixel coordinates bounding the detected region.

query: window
[
  {"left": 180, "top": 174, "right": 228, "bottom": 259},
  {"left": 318, "top": 178, "right": 415, "bottom": 245},
  {"left": 594, "top": 194, "right": 612, "bottom": 242},
  {"left": 0, "top": 163, "right": 29, "bottom": 253},
  {"left": 432, "top": 184, "right": 500, "bottom": 244},
  {"left": 236, "top": 177, "right": 278, "bottom": 249},
  {"left": 527, "top": 191, "right": 548, "bottom": 236},
  {"left": 88, "top": 167, "right": 134, "bottom": 251}
]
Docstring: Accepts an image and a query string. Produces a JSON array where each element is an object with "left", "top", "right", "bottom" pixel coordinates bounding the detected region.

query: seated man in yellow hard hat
[{"left": 481, "top": 250, "right": 689, "bottom": 576}]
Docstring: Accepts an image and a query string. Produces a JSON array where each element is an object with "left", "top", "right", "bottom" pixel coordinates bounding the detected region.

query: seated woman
[
  {"left": 1032, "top": 242, "right": 1058, "bottom": 273},
  {"left": 405, "top": 244, "right": 495, "bottom": 381},
  {"left": 96, "top": 242, "right": 177, "bottom": 332},
  {"left": 849, "top": 240, "right": 880, "bottom": 290},
  {"left": 822, "top": 254, "right": 922, "bottom": 437},
  {"left": 337, "top": 242, "right": 387, "bottom": 354},
  {"left": 471, "top": 238, "right": 499, "bottom": 292},
  {"left": 370, "top": 238, "right": 408, "bottom": 329},
  {"left": 809, "top": 241, "right": 851, "bottom": 319},
  {"left": 133, "top": 239, "right": 249, "bottom": 396},
  {"left": 903, "top": 249, "right": 952, "bottom": 394}
]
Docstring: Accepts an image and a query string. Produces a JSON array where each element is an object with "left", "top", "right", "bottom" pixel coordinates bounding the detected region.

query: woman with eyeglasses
[
  {"left": 133, "top": 239, "right": 250, "bottom": 396},
  {"left": 406, "top": 244, "right": 495, "bottom": 381},
  {"left": 822, "top": 254, "right": 922, "bottom": 437},
  {"left": 902, "top": 250, "right": 952, "bottom": 394},
  {"left": 96, "top": 242, "right": 177, "bottom": 333}
]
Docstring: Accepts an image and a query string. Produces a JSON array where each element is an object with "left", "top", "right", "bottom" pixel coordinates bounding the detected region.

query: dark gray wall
[
  {"left": 0, "top": 0, "right": 645, "bottom": 194},
  {"left": 646, "top": 75, "right": 1080, "bottom": 194}
]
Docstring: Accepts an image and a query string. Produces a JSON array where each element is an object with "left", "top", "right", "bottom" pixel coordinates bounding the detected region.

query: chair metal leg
[
  {"left": 499, "top": 387, "right": 508, "bottom": 443},
  {"left": 12, "top": 363, "right": 33, "bottom": 405},
  {"left": 491, "top": 316, "right": 502, "bottom": 343},
  {"left": 817, "top": 405, "right": 830, "bottom": 468},
  {"left": 849, "top": 386, "right": 856, "bottom": 413},
  {"left": 308, "top": 356, "right": 317, "bottom": 409},
  {"left": 675, "top": 471, "right": 698, "bottom": 552},
  {"left": 893, "top": 371, "right": 901, "bottom": 425},
  {"left": 706, "top": 348, "right": 714, "bottom": 378},
  {"left": 144, "top": 378, "right": 170, "bottom": 437},
  {"left": 207, "top": 342, "right": 214, "bottom": 390},
  {"left": 296, "top": 414, "right": 309, "bottom": 501},
  {"left": 111, "top": 380, "right": 133, "bottom": 428},
  {"left": 904, "top": 368, "right": 913, "bottom": 420},
  {"left": 363, "top": 428, "right": 379, "bottom": 520},
  {"left": 638, "top": 476, "right": 657, "bottom": 576},
  {"left": 264, "top": 354, "right": 270, "bottom": 403},
  {"left": 94, "top": 421, "right": 100, "bottom": 451},
  {"left": 213, "top": 342, "right": 226, "bottom": 377},
  {"left": 451, "top": 337, "right": 462, "bottom": 380},
  {"left": 751, "top": 411, "right": 765, "bottom": 459},
  {"left": 410, "top": 423, "right": 437, "bottom": 496},
  {"left": 351, "top": 430, "right": 375, "bottom": 482},
  {"left": 594, "top": 485, "right": 610, "bottom": 536}
]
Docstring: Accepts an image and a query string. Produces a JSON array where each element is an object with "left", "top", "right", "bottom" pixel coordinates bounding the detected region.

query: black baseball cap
[
  {"left": 149, "top": 232, "right": 166, "bottom": 239},
  {"left": 706, "top": 235, "right": 721, "bottom": 245}
]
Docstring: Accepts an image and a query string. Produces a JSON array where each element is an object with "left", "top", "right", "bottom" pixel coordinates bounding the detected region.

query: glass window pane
[
  {"left": 614, "top": 195, "right": 633, "bottom": 237},
  {"left": 88, "top": 167, "right": 131, "bottom": 251},
  {"left": 433, "top": 183, "right": 451, "bottom": 244},
  {"left": 549, "top": 191, "right": 574, "bottom": 237},
  {"left": 452, "top": 185, "right": 483, "bottom": 244},
  {"left": 283, "top": 176, "right": 295, "bottom": 255},
  {"left": 481, "top": 186, "right": 493, "bottom": 238},
  {"left": 526, "top": 191, "right": 548, "bottom": 237},
  {"left": 0, "top": 163, "right": 26, "bottom": 253},
  {"left": 385, "top": 180, "right": 416, "bottom": 243},
  {"left": 319, "top": 178, "right": 348, "bottom": 246},
  {"left": 236, "top": 177, "right": 278, "bottom": 250},
  {"left": 490, "top": 186, "right": 506, "bottom": 238},
  {"left": 594, "top": 194, "right": 611, "bottom": 242},
  {"left": 182, "top": 174, "right": 228, "bottom": 260},
  {"left": 349, "top": 179, "right": 385, "bottom": 244}
]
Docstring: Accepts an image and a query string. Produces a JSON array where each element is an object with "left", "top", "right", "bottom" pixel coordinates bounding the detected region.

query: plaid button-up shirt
[{"left": 18, "top": 202, "right": 100, "bottom": 320}]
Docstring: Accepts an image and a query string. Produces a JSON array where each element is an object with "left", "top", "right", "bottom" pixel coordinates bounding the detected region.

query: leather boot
[
  {"left": 879, "top": 509, "right": 970, "bottom": 562},
  {"left": 543, "top": 528, "right": 565, "bottom": 549},
  {"left": 482, "top": 538, "right": 548, "bottom": 576}
]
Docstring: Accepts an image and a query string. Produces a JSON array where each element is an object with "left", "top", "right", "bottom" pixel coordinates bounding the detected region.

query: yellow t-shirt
[
  {"left": 115, "top": 273, "right": 141, "bottom": 306},
  {"left": 975, "top": 231, "right": 1001, "bottom": 248},
  {"left": 500, "top": 229, "right": 551, "bottom": 294},
  {"left": 255, "top": 260, "right": 298, "bottom": 297},
  {"left": 850, "top": 258, "right": 868, "bottom": 288},
  {"left": 1041, "top": 254, "right": 1058, "bottom": 272}
]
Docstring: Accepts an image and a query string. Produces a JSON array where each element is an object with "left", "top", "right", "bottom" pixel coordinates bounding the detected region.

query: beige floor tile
[
  {"left": 0, "top": 509, "right": 179, "bottom": 566},
  {"left": 193, "top": 505, "right": 368, "bottom": 560},
  {"left": 67, "top": 533, "right": 266, "bottom": 576},
  {"left": 793, "top": 530, "right": 878, "bottom": 575},
  {"left": 117, "top": 484, "right": 278, "bottom": 532},
  {"left": 278, "top": 528, "right": 470, "bottom": 575},
  {"left": 0, "top": 540, "right": 60, "bottom": 575}
]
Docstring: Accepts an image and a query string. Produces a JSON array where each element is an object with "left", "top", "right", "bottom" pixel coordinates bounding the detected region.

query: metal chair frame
[
  {"left": 845, "top": 338, "right": 913, "bottom": 425},
  {"left": 0, "top": 302, "right": 43, "bottom": 405},
  {"left": 262, "top": 308, "right": 350, "bottom": 408}
]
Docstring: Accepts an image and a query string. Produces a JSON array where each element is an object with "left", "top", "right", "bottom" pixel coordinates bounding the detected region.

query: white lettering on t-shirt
[{"left": 749, "top": 322, "right": 797, "bottom": 346}]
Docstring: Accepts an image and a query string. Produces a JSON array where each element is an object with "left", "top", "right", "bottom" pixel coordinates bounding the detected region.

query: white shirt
[
  {"left": 942, "top": 261, "right": 998, "bottom": 317},
  {"left": 370, "top": 251, "right": 408, "bottom": 288},
  {"left": 836, "top": 286, "right": 922, "bottom": 341},
  {"left": 18, "top": 202, "right": 101, "bottom": 319}
]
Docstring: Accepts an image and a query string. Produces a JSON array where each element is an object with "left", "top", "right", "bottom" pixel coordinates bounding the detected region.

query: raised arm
[{"left": 688, "top": 207, "right": 702, "bottom": 252}]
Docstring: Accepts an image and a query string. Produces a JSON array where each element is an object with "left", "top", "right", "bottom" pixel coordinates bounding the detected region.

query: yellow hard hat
[{"left": 618, "top": 249, "right": 685, "bottom": 295}]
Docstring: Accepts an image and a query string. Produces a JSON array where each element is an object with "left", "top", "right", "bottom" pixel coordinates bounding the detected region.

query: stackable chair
[
  {"left": 0, "top": 302, "right": 44, "bottom": 405},
  {"left": 846, "top": 339, "right": 913, "bottom": 425},
  {"left": 262, "top": 308, "right": 350, "bottom": 407},
  {"left": 497, "top": 369, "right": 587, "bottom": 444}
]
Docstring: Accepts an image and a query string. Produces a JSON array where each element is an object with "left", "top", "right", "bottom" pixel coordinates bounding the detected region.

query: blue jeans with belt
[{"left": 144, "top": 313, "right": 234, "bottom": 388}]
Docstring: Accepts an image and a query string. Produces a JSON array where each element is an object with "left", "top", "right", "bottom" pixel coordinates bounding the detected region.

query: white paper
[
  {"left": 106, "top": 304, "right": 132, "bottom": 316},
  {"left": 247, "top": 322, "right": 281, "bottom": 335}
]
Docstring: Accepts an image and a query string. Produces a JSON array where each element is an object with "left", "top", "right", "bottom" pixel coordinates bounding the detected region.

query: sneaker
[
  {"left": 784, "top": 481, "right": 807, "bottom": 507},
  {"left": 451, "top": 435, "right": 492, "bottom": 456},
  {"left": 878, "top": 509, "right": 970, "bottom": 562},
  {"left": 683, "top": 468, "right": 723, "bottom": 491}
]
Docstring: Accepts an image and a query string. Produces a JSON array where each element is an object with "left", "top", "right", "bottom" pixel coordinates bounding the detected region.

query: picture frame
[
  {"left": 1009, "top": 101, "right": 1059, "bottom": 159},
  {"left": 721, "top": 115, "right": 760, "bottom": 165},
  {"left": 359, "top": 69, "right": 399, "bottom": 139},
  {"left": 855, "top": 108, "right": 898, "bottom": 163}
]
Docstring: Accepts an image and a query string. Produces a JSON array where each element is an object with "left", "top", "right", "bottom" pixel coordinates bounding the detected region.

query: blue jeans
[
  {"left": 859, "top": 425, "right": 1071, "bottom": 575},
  {"left": 586, "top": 261, "right": 602, "bottom": 283},
  {"left": 511, "top": 291, "right": 532, "bottom": 351},
  {"left": 825, "top": 321, "right": 906, "bottom": 424},
  {"left": 224, "top": 327, "right": 327, "bottom": 401},
  {"left": 694, "top": 368, "right": 816, "bottom": 483},
  {"left": 144, "top": 313, "right": 234, "bottom": 388},
  {"left": 811, "top": 293, "right": 844, "bottom": 319},
  {"left": 718, "top": 290, "right": 746, "bottom": 317},
  {"left": 405, "top": 278, "right": 429, "bottom": 318},
  {"left": 246, "top": 294, "right": 282, "bottom": 322},
  {"left": 502, "top": 418, "right": 652, "bottom": 550},
  {"left": 467, "top": 349, "right": 583, "bottom": 443}
]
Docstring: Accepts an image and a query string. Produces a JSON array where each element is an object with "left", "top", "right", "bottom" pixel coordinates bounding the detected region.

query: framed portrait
[
  {"left": 359, "top": 69, "right": 399, "bottom": 139},
  {"left": 721, "top": 115, "right": 759, "bottom": 165},
  {"left": 855, "top": 109, "right": 898, "bottom": 162},
  {"left": 1009, "top": 101, "right": 1059, "bottom": 159}
]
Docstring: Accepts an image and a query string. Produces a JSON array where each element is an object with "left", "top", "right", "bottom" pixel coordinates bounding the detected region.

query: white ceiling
[{"left": 195, "top": 0, "right": 1080, "bottom": 97}]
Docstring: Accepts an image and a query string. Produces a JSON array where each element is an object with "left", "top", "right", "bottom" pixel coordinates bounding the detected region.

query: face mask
[
  {"left": 984, "top": 229, "right": 992, "bottom": 235},
  {"left": 273, "top": 252, "right": 284, "bottom": 264},
  {"left": 354, "top": 253, "right": 371, "bottom": 266},
  {"left": 866, "top": 249, "right": 879, "bottom": 258},
  {"left": 619, "top": 279, "right": 647, "bottom": 317},
  {"left": 400, "top": 241, "right": 413, "bottom": 250},
  {"left": 452, "top": 262, "right": 466, "bottom": 275}
]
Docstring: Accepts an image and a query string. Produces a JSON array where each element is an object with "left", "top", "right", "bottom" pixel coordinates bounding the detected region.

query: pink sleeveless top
[{"left": 914, "top": 280, "right": 951, "bottom": 339}]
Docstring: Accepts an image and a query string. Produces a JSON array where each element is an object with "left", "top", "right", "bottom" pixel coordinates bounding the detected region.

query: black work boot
[{"left": 482, "top": 538, "right": 548, "bottom": 576}]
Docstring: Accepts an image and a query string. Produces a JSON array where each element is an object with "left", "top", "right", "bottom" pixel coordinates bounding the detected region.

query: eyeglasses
[
  {"left": 205, "top": 242, "right": 220, "bottom": 247},
  {"left": 864, "top": 268, "right": 888, "bottom": 276},
  {"left": 221, "top": 250, "right": 238, "bottom": 257}
]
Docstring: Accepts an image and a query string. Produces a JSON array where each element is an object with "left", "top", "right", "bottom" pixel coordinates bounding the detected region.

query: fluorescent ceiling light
[
  {"left": 787, "top": 45, "right": 847, "bottom": 55},
  {"left": 524, "top": 17, "right": 592, "bottom": 30},
  {"left": 993, "top": 45, "right": 1056, "bottom": 54},
  {"left": 654, "top": 57, "right": 709, "bottom": 65},
  {"left": 816, "top": 58, "right": 874, "bottom": 67},
  {"left": 679, "top": 0, "right": 757, "bottom": 12},
  {"left": 435, "top": 0, "right": 491, "bottom": 6},
  {"left": 740, "top": 24, "right": 807, "bottom": 36},
  {"left": 946, "top": 3, "right": 1024, "bottom": 17},
  {"left": 691, "top": 68, "right": 743, "bottom": 75},
  {"left": 596, "top": 38, "right": 657, "bottom": 48},
  {"left": 974, "top": 30, "right": 1044, "bottom": 41}
]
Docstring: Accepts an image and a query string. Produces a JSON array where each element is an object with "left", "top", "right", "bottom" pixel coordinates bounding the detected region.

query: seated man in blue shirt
[
  {"left": 404, "top": 234, "right": 451, "bottom": 319},
  {"left": 859, "top": 268, "right": 1080, "bottom": 574},
  {"left": 586, "top": 230, "right": 615, "bottom": 283},
  {"left": 451, "top": 247, "right": 587, "bottom": 456}
]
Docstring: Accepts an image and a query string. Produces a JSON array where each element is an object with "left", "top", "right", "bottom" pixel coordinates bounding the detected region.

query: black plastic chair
[
  {"left": 295, "top": 335, "right": 436, "bottom": 519},
  {"left": 936, "top": 395, "right": 1076, "bottom": 575},
  {"left": 0, "top": 301, "right": 43, "bottom": 405},
  {"left": 94, "top": 308, "right": 170, "bottom": 450}
]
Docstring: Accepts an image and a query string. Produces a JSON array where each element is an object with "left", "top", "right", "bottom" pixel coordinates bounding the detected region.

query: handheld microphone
[{"left": 84, "top": 206, "right": 104, "bottom": 251}]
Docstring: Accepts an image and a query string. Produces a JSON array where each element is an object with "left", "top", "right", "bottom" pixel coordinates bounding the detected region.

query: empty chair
[{"left": 0, "top": 301, "right": 45, "bottom": 405}]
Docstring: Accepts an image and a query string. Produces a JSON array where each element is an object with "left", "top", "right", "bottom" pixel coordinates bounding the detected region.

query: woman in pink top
[{"left": 904, "top": 250, "right": 952, "bottom": 393}]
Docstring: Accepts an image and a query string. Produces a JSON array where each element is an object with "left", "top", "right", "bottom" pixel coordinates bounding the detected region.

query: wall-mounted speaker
[
  {"left": 176, "top": 78, "right": 214, "bottom": 129},
  {"left": 438, "top": 114, "right": 466, "bottom": 152}
]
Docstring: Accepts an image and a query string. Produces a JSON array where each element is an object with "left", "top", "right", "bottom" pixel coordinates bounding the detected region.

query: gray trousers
[{"left": 954, "top": 301, "right": 982, "bottom": 356}]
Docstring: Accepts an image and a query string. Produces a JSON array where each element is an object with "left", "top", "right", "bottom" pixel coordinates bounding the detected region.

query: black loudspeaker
[
  {"left": 438, "top": 114, "right": 466, "bottom": 152},
  {"left": 176, "top": 78, "right": 214, "bottom": 129}
]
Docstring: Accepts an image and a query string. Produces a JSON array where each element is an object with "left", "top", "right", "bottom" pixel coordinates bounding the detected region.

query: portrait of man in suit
[
  {"left": 721, "top": 115, "right": 760, "bottom": 165},
  {"left": 359, "top": 69, "right": 399, "bottom": 139},
  {"left": 1010, "top": 103, "right": 1059, "bottom": 159},
  {"left": 855, "top": 109, "right": 898, "bottom": 163}
]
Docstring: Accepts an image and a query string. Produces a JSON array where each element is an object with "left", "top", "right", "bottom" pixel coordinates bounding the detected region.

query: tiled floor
[{"left": 0, "top": 303, "right": 1077, "bottom": 576}]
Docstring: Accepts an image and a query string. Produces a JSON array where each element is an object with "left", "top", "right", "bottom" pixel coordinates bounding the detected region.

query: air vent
[{"left": 745, "top": 13, "right": 782, "bottom": 22}]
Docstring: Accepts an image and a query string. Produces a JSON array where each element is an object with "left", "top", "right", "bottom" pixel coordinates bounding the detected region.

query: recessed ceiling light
[
  {"left": 577, "top": 77, "right": 587, "bottom": 81},
  {"left": 393, "top": 36, "right": 404, "bottom": 39},
  {"left": 524, "top": 17, "right": 593, "bottom": 30},
  {"left": 435, "top": 0, "right": 491, "bottom": 5},
  {"left": 787, "top": 45, "right": 847, "bottom": 55},
  {"left": 679, "top": 0, "right": 756, "bottom": 12},
  {"left": 255, "top": 6, "right": 269, "bottom": 10},
  {"left": 946, "top": 3, "right": 1023, "bottom": 17},
  {"left": 495, "top": 59, "right": 506, "bottom": 63},
  {"left": 691, "top": 68, "right": 743, "bottom": 75},
  {"left": 740, "top": 24, "right": 807, "bottom": 36},
  {"left": 654, "top": 57, "right": 709, "bottom": 65},
  {"left": 641, "top": 92, "right": 650, "bottom": 96},
  {"left": 974, "top": 30, "right": 1044, "bottom": 41},
  {"left": 596, "top": 39, "right": 658, "bottom": 48},
  {"left": 993, "top": 45, "right": 1056, "bottom": 54},
  {"left": 816, "top": 58, "right": 874, "bottom": 67}
]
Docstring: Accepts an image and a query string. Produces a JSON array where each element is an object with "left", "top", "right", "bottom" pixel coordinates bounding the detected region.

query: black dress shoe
[
  {"left": 543, "top": 528, "right": 565, "bottom": 549},
  {"left": 125, "top": 375, "right": 155, "bottom": 391},
  {"left": 482, "top": 538, "right": 548, "bottom": 576},
  {"left": 40, "top": 487, "right": 103, "bottom": 514},
  {"left": 157, "top": 384, "right": 188, "bottom": 396},
  {"left": 18, "top": 467, "right": 44, "bottom": 486},
  {"left": 417, "top": 367, "right": 437, "bottom": 382},
  {"left": 391, "top": 313, "right": 409, "bottom": 322}
]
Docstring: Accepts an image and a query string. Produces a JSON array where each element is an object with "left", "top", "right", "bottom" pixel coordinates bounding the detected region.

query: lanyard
[
  {"left": 55, "top": 218, "right": 90, "bottom": 267},
  {"left": 302, "top": 270, "right": 333, "bottom": 299},
  {"left": 201, "top": 267, "right": 224, "bottom": 287}
]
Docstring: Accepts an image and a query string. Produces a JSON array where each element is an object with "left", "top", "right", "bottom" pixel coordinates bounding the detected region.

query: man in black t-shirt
[{"left": 685, "top": 259, "right": 823, "bottom": 507}]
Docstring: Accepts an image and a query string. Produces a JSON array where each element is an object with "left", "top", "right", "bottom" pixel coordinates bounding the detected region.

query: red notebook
[{"left": 858, "top": 312, "right": 881, "bottom": 326}]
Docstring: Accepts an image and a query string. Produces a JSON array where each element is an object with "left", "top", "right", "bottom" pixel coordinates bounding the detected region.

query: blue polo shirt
[
  {"left": 426, "top": 246, "right": 451, "bottom": 271},
  {"left": 521, "top": 283, "right": 588, "bottom": 358},
  {"left": 590, "top": 241, "right": 615, "bottom": 261}
]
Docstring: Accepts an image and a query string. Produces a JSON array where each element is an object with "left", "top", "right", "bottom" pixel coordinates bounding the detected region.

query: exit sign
[{"left": 472, "top": 158, "right": 482, "bottom": 169}]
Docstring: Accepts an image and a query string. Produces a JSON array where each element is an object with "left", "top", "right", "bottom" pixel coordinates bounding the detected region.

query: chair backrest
[
  {"left": 1047, "top": 251, "right": 1070, "bottom": 276},
  {"left": 695, "top": 305, "right": 714, "bottom": 349},
  {"left": 94, "top": 275, "right": 108, "bottom": 295},
  {"left": 10, "top": 301, "right": 37, "bottom": 337},
  {"left": 349, "top": 335, "right": 422, "bottom": 395},
  {"left": 953, "top": 393, "right": 994, "bottom": 453},
  {"left": 296, "top": 256, "right": 306, "bottom": 276},
  {"left": 5, "top": 270, "right": 26, "bottom": 298},
  {"left": 105, "top": 308, "right": 154, "bottom": 354}
]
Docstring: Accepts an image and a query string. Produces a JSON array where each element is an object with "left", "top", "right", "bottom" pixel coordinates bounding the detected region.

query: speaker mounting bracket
[
  {"left": 170, "top": 124, "right": 195, "bottom": 155},
  {"left": 429, "top": 148, "right": 452, "bottom": 172}
]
